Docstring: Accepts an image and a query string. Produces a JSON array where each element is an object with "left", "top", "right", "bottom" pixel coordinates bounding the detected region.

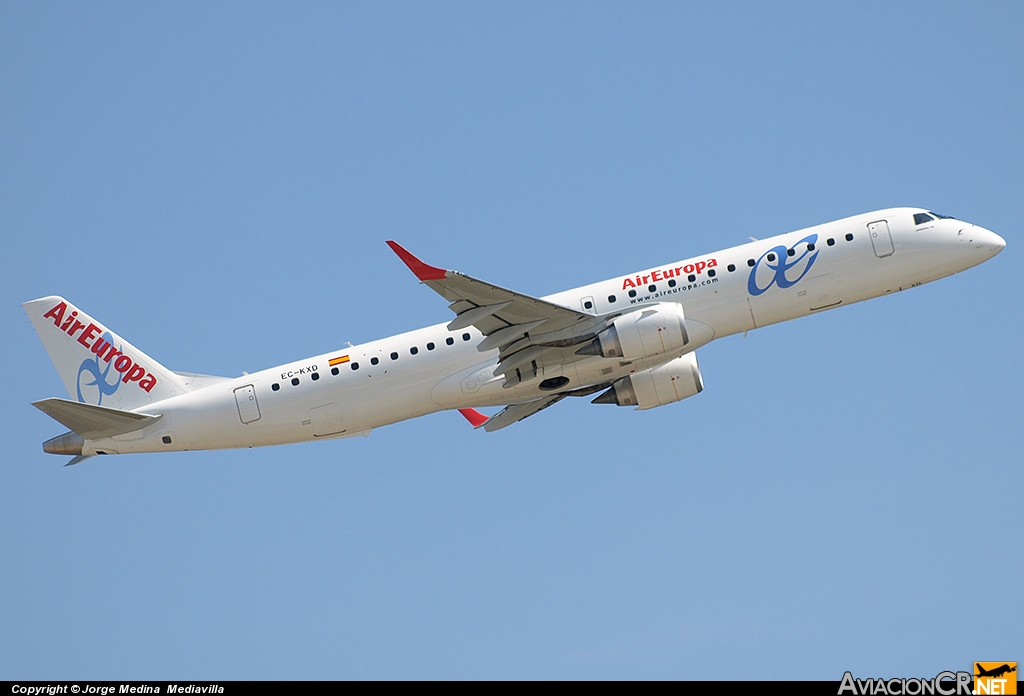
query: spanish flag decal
[{"left": 328, "top": 355, "right": 351, "bottom": 367}]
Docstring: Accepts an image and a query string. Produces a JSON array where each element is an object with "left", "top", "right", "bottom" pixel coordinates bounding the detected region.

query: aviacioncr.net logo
[
  {"left": 77, "top": 331, "right": 122, "bottom": 406},
  {"left": 839, "top": 670, "right": 973, "bottom": 696},
  {"left": 748, "top": 233, "right": 819, "bottom": 296}
]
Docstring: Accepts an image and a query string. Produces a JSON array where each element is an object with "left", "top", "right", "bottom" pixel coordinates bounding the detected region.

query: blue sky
[{"left": 2, "top": 1, "right": 1021, "bottom": 679}]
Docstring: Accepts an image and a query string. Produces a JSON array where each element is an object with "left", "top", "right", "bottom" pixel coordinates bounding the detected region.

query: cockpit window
[
  {"left": 929, "top": 211, "right": 955, "bottom": 219},
  {"left": 913, "top": 212, "right": 934, "bottom": 225}
]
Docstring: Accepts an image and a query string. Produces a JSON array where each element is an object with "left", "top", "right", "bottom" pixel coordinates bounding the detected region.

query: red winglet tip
[
  {"left": 386, "top": 240, "right": 448, "bottom": 281},
  {"left": 458, "top": 408, "right": 489, "bottom": 429}
]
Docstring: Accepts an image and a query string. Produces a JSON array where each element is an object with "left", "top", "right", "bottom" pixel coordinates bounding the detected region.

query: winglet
[
  {"left": 458, "top": 408, "right": 489, "bottom": 429},
  {"left": 386, "top": 241, "right": 448, "bottom": 281}
]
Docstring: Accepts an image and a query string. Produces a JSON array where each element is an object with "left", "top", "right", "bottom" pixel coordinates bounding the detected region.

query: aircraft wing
[
  {"left": 482, "top": 394, "right": 568, "bottom": 432},
  {"left": 458, "top": 394, "right": 568, "bottom": 432},
  {"left": 387, "top": 241, "right": 607, "bottom": 386}
]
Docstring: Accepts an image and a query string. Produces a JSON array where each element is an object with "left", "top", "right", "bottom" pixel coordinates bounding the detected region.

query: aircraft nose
[{"left": 975, "top": 226, "right": 1006, "bottom": 256}]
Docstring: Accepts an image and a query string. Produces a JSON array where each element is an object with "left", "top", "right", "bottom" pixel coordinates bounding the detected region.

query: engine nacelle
[
  {"left": 592, "top": 353, "right": 704, "bottom": 410},
  {"left": 578, "top": 302, "right": 689, "bottom": 360}
]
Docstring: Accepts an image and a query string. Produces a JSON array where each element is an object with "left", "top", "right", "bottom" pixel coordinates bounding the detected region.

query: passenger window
[
  {"left": 311, "top": 372, "right": 319, "bottom": 381},
  {"left": 446, "top": 337, "right": 454, "bottom": 345},
  {"left": 708, "top": 269, "right": 716, "bottom": 277},
  {"left": 584, "top": 300, "right": 593, "bottom": 309},
  {"left": 628, "top": 289, "right": 637, "bottom": 298},
  {"left": 827, "top": 238, "right": 835, "bottom": 246},
  {"left": 914, "top": 212, "right": 935, "bottom": 225},
  {"left": 845, "top": 233, "right": 854, "bottom": 241},
  {"left": 462, "top": 333, "right": 471, "bottom": 341},
  {"left": 351, "top": 362, "right": 359, "bottom": 370},
  {"left": 747, "top": 259, "right": 755, "bottom": 267},
  {"left": 426, "top": 342, "right": 435, "bottom": 351},
  {"left": 272, "top": 383, "right": 280, "bottom": 391},
  {"left": 668, "top": 279, "right": 676, "bottom": 287},
  {"left": 410, "top": 346, "right": 418, "bottom": 355},
  {"left": 767, "top": 253, "right": 776, "bottom": 262},
  {"left": 688, "top": 274, "right": 696, "bottom": 283},
  {"left": 607, "top": 295, "right": 616, "bottom": 303},
  {"left": 291, "top": 377, "right": 299, "bottom": 386},
  {"left": 648, "top": 284, "right": 656, "bottom": 292},
  {"left": 390, "top": 352, "right": 398, "bottom": 360},
  {"left": 807, "top": 243, "right": 815, "bottom": 251},
  {"left": 727, "top": 264, "right": 736, "bottom": 272},
  {"left": 370, "top": 357, "right": 379, "bottom": 365}
]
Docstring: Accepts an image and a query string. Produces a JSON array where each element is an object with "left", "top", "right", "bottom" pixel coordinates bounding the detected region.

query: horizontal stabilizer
[{"left": 32, "top": 397, "right": 161, "bottom": 439}]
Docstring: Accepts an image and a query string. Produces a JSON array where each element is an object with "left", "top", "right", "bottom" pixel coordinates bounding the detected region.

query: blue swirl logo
[
  {"left": 747, "top": 234, "right": 819, "bottom": 296},
  {"left": 76, "top": 331, "right": 121, "bottom": 405}
]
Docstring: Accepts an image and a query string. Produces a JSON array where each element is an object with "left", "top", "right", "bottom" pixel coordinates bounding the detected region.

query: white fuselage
[{"left": 79, "top": 208, "right": 1005, "bottom": 456}]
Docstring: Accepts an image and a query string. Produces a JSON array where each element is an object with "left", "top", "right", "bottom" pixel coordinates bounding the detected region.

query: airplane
[
  {"left": 975, "top": 664, "right": 1016, "bottom": 679},
  {"left": 24, "top": 207, "right": 1005, "bottom": 465}
]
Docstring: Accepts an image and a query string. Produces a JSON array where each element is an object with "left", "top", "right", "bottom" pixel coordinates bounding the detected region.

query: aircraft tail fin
[{"left": 23, "top": 296, "right": 187, "bottom": 410}]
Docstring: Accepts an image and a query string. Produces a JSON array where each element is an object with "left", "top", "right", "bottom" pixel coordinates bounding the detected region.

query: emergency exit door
[
  {"left": 868, "top": 220, "right": 895, "bottom": 258},
  {"left": 234, "top": 385, "right": 261, "bottom": 424}
]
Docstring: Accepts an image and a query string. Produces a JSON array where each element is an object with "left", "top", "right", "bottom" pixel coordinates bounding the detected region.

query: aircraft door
[
  {"left": 868, "top": 220, "right": 894, "bottom": 258},
  {"left": 234, "top": 385, "right": 261, "bottom": 424}
]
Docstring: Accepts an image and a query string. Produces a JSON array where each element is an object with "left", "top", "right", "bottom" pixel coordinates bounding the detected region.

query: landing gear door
[
  {"left": 234, "top": 385, "right": 261, "bottom": 424},
  {"left": 868, "top": 220, "right": 895, "bottom": 258}
]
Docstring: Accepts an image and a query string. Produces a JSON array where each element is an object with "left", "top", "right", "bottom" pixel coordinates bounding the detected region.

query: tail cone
[{"left": 43, "top": 431, "right": 84, "bottom": 456}]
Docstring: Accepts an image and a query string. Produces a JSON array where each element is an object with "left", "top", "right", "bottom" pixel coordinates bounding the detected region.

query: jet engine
[
  {"left": 592, "top": 352, "right": 704, "bottom": 410},
  {"left": 576, "top": 302, "right": 688, "bottom": 360}
]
